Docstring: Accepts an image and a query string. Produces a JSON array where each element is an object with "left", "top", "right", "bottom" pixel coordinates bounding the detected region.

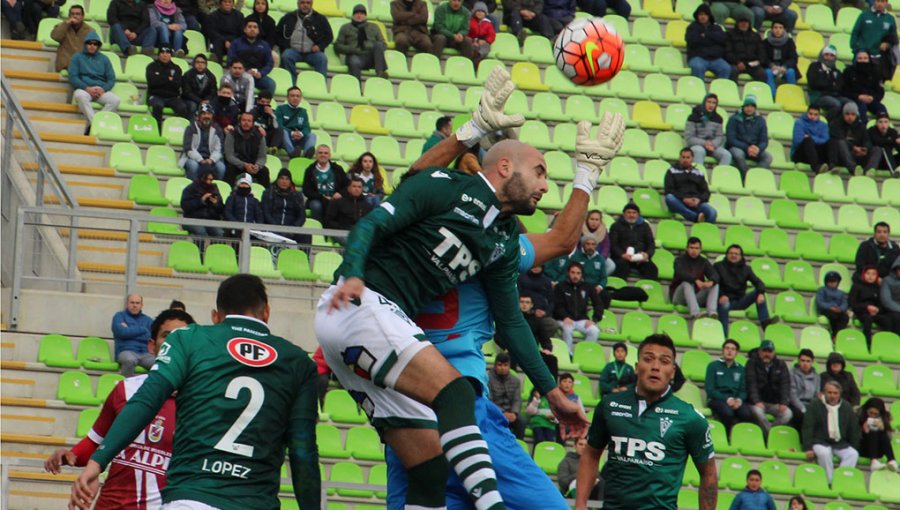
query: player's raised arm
[{"left": 287, "top": 360, "right": 321, "bottom": 509}]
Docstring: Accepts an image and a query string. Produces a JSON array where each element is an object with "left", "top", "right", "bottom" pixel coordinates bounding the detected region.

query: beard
[{"left": 501, "top": 172, "right": 539, "bottom": 215}]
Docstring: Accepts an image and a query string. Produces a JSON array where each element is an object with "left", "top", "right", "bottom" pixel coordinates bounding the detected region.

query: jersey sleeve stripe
[{"left": 87, "top": 429, "right": 104, "bottom": 444}]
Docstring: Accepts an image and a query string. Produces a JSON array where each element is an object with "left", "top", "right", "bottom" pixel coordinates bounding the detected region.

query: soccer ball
[{"left": 552, "top": 17, "right": 624, "bottom": 86}]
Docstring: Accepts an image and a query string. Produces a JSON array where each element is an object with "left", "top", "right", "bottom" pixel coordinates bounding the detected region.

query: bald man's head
[{"left": 482, "top": 140, "right": 547, "bottom": 216}]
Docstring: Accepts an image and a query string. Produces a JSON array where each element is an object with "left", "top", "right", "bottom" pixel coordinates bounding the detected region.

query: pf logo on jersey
[{"left": 227, "top": 337, "right": 278, "bottom": 367}]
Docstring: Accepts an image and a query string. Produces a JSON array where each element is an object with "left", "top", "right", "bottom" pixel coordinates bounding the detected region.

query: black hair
[
  {"left": 229, "top": 58, "right": 243, "bottom": 68},
  {"left": 559, "top": 372, "right": 574, "bottom": 382},
  {"left": 637, "top": 334, "right": 676, "bottom": 359},
  {"left": 687, "top": 236, "right": 702, "bottom": 247},
  {"left": 495, "top": 352, "right": 511, "bottom": 364},
  {"left": 874, "top": 221, "right": 890, "bottom": 233},
  {"left": 747, "top": 469, "right": 762, "bottom": 479},
  {"left": 798, "top": 348, "right": 814, "bottom": 360},
  {"left": 169, "top": 299, "right": 186, "bottom": 311},
  {"left": 244, "top": 18, "right": 259, "bottom": 28},
  {"left": 150, "top": 309, "right": 195, "bottom": 341},
  {"left": 287, "top": 86, "right": 301, "bottom": 94},
  {"left": 257, "top": 89, "right": 273, "bottom": 100},
  {"left": 807, "top": 104, "right": 820, "bottom": 112},
  {"left": 348, "top": 175, "right": 364, "bottom": 184},
  {"left": 566, "top": 260, "right": 584, "bottom": 272},
  {"left": 70, "top": 4, "right": 84, "bottom": 14},
  {"left": 723, "top": 339, "right": 740, "bottom": 350},
  {"left": 216, "top": 274, "right": 268, "bottom": 316},
  {"left": 680, "top": 147, "right": 693, "bottom": 156},
  {"left": 788, "top": 496, "right": 809, "bottom": 510},
  {"left": 861, "top": 397, "right": 892, "bottom": 430},
  {"left": 436, "top": 116, "right": 452, "bottom": 131}
]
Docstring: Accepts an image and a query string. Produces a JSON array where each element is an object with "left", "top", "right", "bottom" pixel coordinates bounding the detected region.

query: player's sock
[
  {"left": 405, "top": 455, "right": 449, "bottom": 509},
  {"left": 433, "top": 377, "right": 505, "bottom": 510}
]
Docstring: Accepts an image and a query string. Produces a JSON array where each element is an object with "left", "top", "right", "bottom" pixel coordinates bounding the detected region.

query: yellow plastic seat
[
  {"left": 349, "top": 105, "right": 389, "bottom": 135},
  {"left": 510, "top": 62, "right": 550, "bottom": 91},
  {"left": 775, "top": 84, "right": 808, "bottom": 113}
]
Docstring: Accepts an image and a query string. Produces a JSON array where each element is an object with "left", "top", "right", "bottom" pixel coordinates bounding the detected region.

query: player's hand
[
  {"left": 45, "top": 448, "right": 77, "bottom": 474},
  {"left": 573, "top": 113, "right": 625, "bottom": 194},
  {"left": 328, "top": 277, "right": 365, "bottom": 312},
  {"left": 546, "top": 387, "right": 589, "bottom": 438},
  {"left": 69, "top": 460, "right": 102, "bottom": 510},
  {"left": 456, "top": 66, "right": 525, "bottom": 147}
]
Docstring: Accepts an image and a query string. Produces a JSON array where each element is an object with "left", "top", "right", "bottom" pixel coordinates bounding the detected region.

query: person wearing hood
[
  {"left": 108, "top": 0, "right": 156, "bottom": 55},
  {"left": 858, "top": 397, "right": 898, "bottom": 471},
  {"left": 730, "top": 469, "right": 776, "bottom": 510},
  {"left": 820, "top": 352, "right": 861, "bottom": 406},
  {"left": 391, "top": 0, "right": 434, "bottom": 54},
  {"left": 685, "top": 4, "right": 731, "bottom": 80},
  {"left": 880, "top": 257, "right": 900, "bottom": 326},
  {"left": 745, "top": 340, "right": 793, "bottom": 431},
  {"left": 432, "top": 0, "right": 475, "bottom": 58},
  {"left": 334, "top": 4, "right": 388, "bottom": 79},
  {"left": 725, "top": 12, "right": 767, "bottom": 82},
  {"left": 706, "top": 339, "right": 753, "bottom": 431},
  {"left": 789, "top": 349, "right": 820, "bottom": 429},
  {"left": 262, "top": 169, "right": 305, "bottom": 227},
  {"left": 726, "top": 96, "right": 772, "bottom": 179},
  {"left": 664, "top": 148, "right": 717, "bottom": 224},
  {"left": 224, "top": 173, "right": 264, "bottom": 236},
  {"left": 150, "top": 0, "right": 187, "bottom": 56},
  {"left": 791, "top": 104, "right": 830, "bottom": 174},
  {"left": 51, "top": 5, "right": 94, "bottom": 72},
  {"left": 179, "top": 103, "right": 226, "bottom": 180},
  {"left": 180, "top": 166, "right": 225, "bottom": 237},
  {"left": 855, "top": 222, "right": 900, "bottom": 282},
  {"left": 599, "top": 342, "right": 635, "bottom": 396},
  {"left": 672, "top": 237, "right": 720, "bottom": 319},
  {"left": 225, "top": 111, "right": 270, "bottom": 187},
  {"left": 557, "top": 437, "right": 602, "bottom": 499},
  {"left": 569, "top": 234, "right": 607, "bottom": 293},
  {"left": 762, "top": 20, "right": 799, "bottom": 97},
  {"left": 685, "top": 93, "right": 731, "bottom": 168},
  {"left": 802, "top": 380, "right": 860, "bottom": 483},
  {"left": 422, "top": 115, "right": 453, "bottom": 154},
  {"left": 806, "top": 44, "right": 850, "bottom": 116},
  {"left": 714, "top": 244, "right": 776, "bottom": 335},
  {"left": 277, "top": 0, "right": 333, "bottom": 79},
  {"left": 609, "top": 202, "right": 658, "bottom": 279},
  {"left": 816, "top": 271, "right": 849, "bottom": 339},
  {"left": 487, "top": 353, "right": 526, "bottom": 439},
  {"left": 146, "top": 47, "right": 189, "bottom": 132},
  {"left": 212, "top": 81, "right": 241, "bottom": 130},
  {"left": 181, "top": 53, "right": 218, "bottom": 116},
  {"left": 709, "top": 0, "right": 754, "bottom": 31},
  {"left": 582, "top": 209, "right": 615, "bottom": 275},
  {"left": 247, "top": 0, "right": 277, "bottom": 51},
  {"left": 746, "top": 0, "right": 796, "bottom": 33},
  {"left": 850, "top": 266, "right": 897, "bottom": 348},
  {"left": 843, "top": 50, "right": 886, "bottom": 123},
  {"left": 205, "top": 0, "right": 244, "bottom": 63},
  {"left": 867, "top": 113, "right": 900, "bottom": 175},
  {"left": 69, "top": 32, "right": 120, "bottom": 135},
  {"left": 827, "top": 101, "right": 873, "bottom": 173},
  {"left": 468, "top": 2, "right": 495, "bottom": 66}
]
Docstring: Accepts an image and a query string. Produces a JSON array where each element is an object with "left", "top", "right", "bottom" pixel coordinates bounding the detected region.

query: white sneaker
[
  {"left": 871, "top": 459, "right": 885, "bottom": 471},
  {"left": 888, "top": 460, "right": 898, "bottom": 471}
]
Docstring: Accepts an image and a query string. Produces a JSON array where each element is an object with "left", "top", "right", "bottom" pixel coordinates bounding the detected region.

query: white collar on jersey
[
  {"left": 476, "top": 171, "right": 496, "bottom": 192},
  {"left": 225, "top": 314, "right": 269, "bottom": 329},
  {"left": 637, "top": 386, "right": 672, "bottom": 416}
]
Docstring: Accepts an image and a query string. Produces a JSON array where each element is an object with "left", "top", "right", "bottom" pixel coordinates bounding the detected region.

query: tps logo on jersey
[
  {"left": 148, "top": 417, "right": 166, "bottom": 443},
  {"left": 227, "top": 338, "right": 278, "bottom": 367},
  {"left": 610, "top": 436, "right": 667, "bottom": 465}
]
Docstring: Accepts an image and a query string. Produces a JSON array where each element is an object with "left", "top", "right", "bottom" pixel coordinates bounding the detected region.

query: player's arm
[
  {"left": 287, "top": 362, "right": 321, "bottom": 510},
  {"left": 697, "top": 460, "right": 718, "bottom": 510},
  {"left": 46, "top": 381, "right": 123, "bottom": 474},
  {"left": 574, "top": 443, "right": 603, "bottom": 510},
  {"left": 688, "top": 413, "right": 718, "bottom": 510}
]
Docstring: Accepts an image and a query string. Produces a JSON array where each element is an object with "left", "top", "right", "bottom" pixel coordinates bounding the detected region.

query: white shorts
[
  {"left": 315, "top": 282, "right": 437, "bottom": 430},
  {"left": 162, "top": 501, "right": 220, "bottom": 510}
]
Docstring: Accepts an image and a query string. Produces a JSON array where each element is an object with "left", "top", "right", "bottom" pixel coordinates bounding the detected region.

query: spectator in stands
[
  {"left": 599, "top": 342, "right": 636, "bottom": 396},
  {"left": 576, "top": 0, "right": 628, "bottom": 18},
  {"left": 69, "top": 32, "right": 120, "bottom": 135},
  {"left": 828, "top": 102, "right": 873, "bottom": 173},
  {"left": 111, "top": 294, "right": 155, "bottom": 376},
  {"left": 334, "top": 5, "right": 388, "bottom": 79},
  {"left": 762, "top": 20, "right": 799, "bottom": 97},
  {"left": 583, "top": 210, "right": 615, "bottom": 275},
  {"left": 225, "top": 111, "right": 269, "bottom": 186},
  {"left": 323, "top": 176, "right": 373, "bottom": 240},
  {"left": 609, "top": 202, "right": 658, "bottom": 279},
  {"left": 557, "top": 437, "right": 603, "bottom": 499},
  {"left": 803, "top": 380, "right": 860, "bottom": 483},
  {"left": 748, "top": 0, "right": 796, "bottom": 33},
  {"left": 789, "top": 348, "right": 820, "bottom": 429},
  {"left": 181, "top": 54, "right": 217, "bottom": 117},
  {"left": 180, "top": 103, "right": 226, "bottom": 180},
  {"left": 150, "top": 0, "right": 187, "bottom": 55},
  {"left": 858, "top": 397, "right": 897, "bottom": 471},
  {"left": 518, "top": 266, "right": 559, "bottom": 342},
  {"left": 855, "top": 222, "right": 900, "bottom": 282},
  {"left": 569, "top": 234, "right": 607, "bottom": 293},
  {"left": 146, "top": 47, "right": 189, "bottom": 132},
  {"left": 685, "top": 93, "right": 732, "bottom": 168},
  {"left": 51, "top": 5, "right": 92, "bottom": 72},
  {"left": 247, "top": 0, "right": 278, "bottom": 63},
  {"left": 725, "top": 13, "right": 767, "bottom": 82},
  {"left": 543, "top": 0, "right": 575, "bottom": 36},
  {"left": 391, "top": 0, "right": 433, "bottom": 54},
  {"left": 252, "top": 90, "right": 282, "bottom": 151},
  {"left": 212, "top": 82, "right": 241, "bottom": 130},
  {"left": 224, "top": 173, "right": 264, "bottom": 235},
  {"left": 820, "top": 351, "right": 862, "bottom": 406},
  {"left": 672, "top": 237, "right": 720, "bottom": 319},
  {"left": 746, "top": 340, "right": 793, "bottom": 431},
  {"left": 277, "top": 0, "right": 333, "bottom": 80},
  {"left": 518, "top": 293, "right": 559, "bottom": 379},
  {"left": 709, "top": 0, "right": 754, "bottom": 29},
  {"left": 180, "top": 167, "right": 225, "bottom": 237},
  {"left": 726, "top": 95, "right": 772, "bottom": 180},
  {"left": 169, "top": 299, "right": 186, "bottom": 310},
  {"left": 503, "top": 0, "right": 554, "bottom": 40},
  {"left": 687, "top": 6, "right": 730, "bottom": 80},
  {"left": 348, "top": 152, "right": 388, "bottom": 207},
  {"left": 176, "top": 0, "right": 202, "bottom": 30},
  {"left": 715, "top": 244, "right": 776, "bottom": 335},
  {"left": 228, "top": 19, "right": 276, "bottom": 95},
  {"left": 788, "top": 497, "right": 809, "bottom": 510},
  {"left": 468, "top": 2, "right": 495, "bottom": 68},
  {"left": 2, "top": 0, "right": 27, "bottom": 40},
  {"left": 816, "top": 271, "right": 850, "bottom": 339},
  {"left": 553, "top": 261, "right": 603, "bottom": 355},
  {"left": 544, "top": 254, "right": 569, "bottom": 283},
  {"left": 526, "top": 388, "right": 558, "bottom": 444},
  {"left": 843, "top": 50, "right": 887, "bottom": 123},
  {"left": 222, "top": 59, "right": 255, "bottom": 112},
  {"left": 880, "top": 258, "right": 900, "bottom": 332},
  {"left": 731, "top": 469, "right": 776, "bottom": 510},
  {"left": 830, "top": 0, "right": 867, "bottom": 21},
  {"left": 487, "top": 352, "right": 526, "bottom": 439},
  {"left": 108, "top": 0, "right": 156, "bottom": 55},
  {"left": 205, "top": 0, "right": 244, "bottom": 63},
  {"left": 275, "top": 87, "right": 315, "bottom": 158},
  {"left": 706, "top": 339, "right": 753, "bottom": 431},
  {"left": 302, "top": 145, "right": 349, "bottom": 221},
  {"left": 423, "top": 116, "right": 454, "bottom": 154},
  {"left": 850, "top": 0, "right": 897, "bottom": 80},
  {"left": 432, "top": 0, "right": 474, "bottom": 58},
  {"left": 262, "top": 168, "right": 308, "bottom": 244},
  {"left": 790, "top": 105, "right": 830, "bottom": 174},
  {"left": 664, "top": 148, "right": 717, "bottom": 224},
  {"left": 807, "top": 44, "right": 849, "bottom": 116},
  {"left": 868, "top": 113, "right": 900, "bottom": 176},
  {"left": 25, "top": 0, "right": 64, "bottom": 32}
]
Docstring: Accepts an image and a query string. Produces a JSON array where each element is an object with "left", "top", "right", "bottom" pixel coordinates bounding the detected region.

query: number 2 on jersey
[{"left": 214, "top": 376, "right": 264, "bottom": 457}]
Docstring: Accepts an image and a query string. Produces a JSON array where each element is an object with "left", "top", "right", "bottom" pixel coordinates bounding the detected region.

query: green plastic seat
[
  {"left": 818, "top": 263, "right": 851, "bottom": 292},
  {"left": 604, "top": 156, "right": 640, "bottom": 187},
  {"left": 705, "top": 194, "right": 735, "bottom": 225},
  {"left": 517, "top": 209, "right": 548, "bottom": 234},
  {"left": 167, "top": 241, "right": 206, "bottom": 273},
  {"left": 656, "top": 47, "right": 690, "bottom": 76},
  {"left": 677, "top": 490, "right": 699, "bottom": 509},
  {"left": 765, "top": 323, "right": 800, "bottom": 356},
  {"left": 127, "top": 114, "right": 166, "bottom": 144},
  {"left": 744, "top": 81, "right": 780, "bottom": 110},
  {"left": 551, "top": 122, "right": 578, "bottom": 152},
  {"left": 431, "top": 83, "right": 467, "bottom": 113},
  {"left": 751, "top": 258, "right": 788, "bottom": 290},
  {"left": 768, "top": 425, "right": 806, "bottom": 460},
  {"left": 551, "top": 338, "right": 578, "bottom": 369},
  {"left": 723, "top": 225, "right": 760, "bottom": 256},
  {"left": 520, "top": 121, "right": 557, "bottom": 152},
  {"left": 503, "top": 90, "right": 531, "bottom": 120},
  {"left": 316, "top": 102, "right": 353, "bottom": 132},
  {"left": 563, "top": 95, "right": 598, "bottom": 123},
  {"left": 882, "top": 179, "right": 900, "bottom": 206},
  {"left": 609, "top": 70, "right": 645, "bottom": 100},
  {"left": 277, "top": 250, "right": 318, "bottom": 281},
  {"left": 313, "top": 251, "right": 343, "bottom": 281},
  {"left": 872, "top": 332, "right": 900, "bottom": 363},
  {"left": 621, "top": 311, "right": 654, "bottom": 342},
  {"left": 382, "top": 108, "right": 418, "bottom": 138},
  {"left": 757, "top": 460, "right": 796, "bottom": 494},
  {"left": 832, "top": 466, "right": 876, "bottom": 501},
  {"left": 838, "top": 204, "right": 871, "bottom": 235},
  {"left": 676, "top": 75, "right": 707, "bottom": 105},
  {"left": 784, "top": 260, "right": 818, "bottom": 291},
  {"left": 641, "top": 159, "right": 669, "bottom": 188},
  {"left": 653, "top": 248, "right": 675, "bottom": 280},
  {"left": 681, "top": 350, "right": 711, "bottom": 382},
  {"left": 336, "top": 133, "right": 366, "bottom": 162},
  {"left": 744, "top": 168, "right": 784, "bottom": 198},
  {"left": 109, "top": 143, "right": 147, "bottom": 174},
  {"left": 249, "top": 246, "right": 281, "bottom": 279},
  {"left": 487, "top": 32, "right": 524, "bottom": 61},
  {"left": 633, "top": 187, "right": 671, "bottom": 218},
  {"left": 330, "top": 74, "right": 365, "bottom": 105},
  {"left": 296, "top": 72, "right": 329, "bottom": 100},
  {"left": 847, "top": 175, "right": 886, "bottom": 205},
  {"left": 691, "top": 223, "right": 725, "bottom": 253},
  {"left": 729, "top": 320, "right": 761, "bottom": 351},
  {"left": 677, "top": 382, "right": 713, "bottom": 418},
  {"left": 799, "top": 325, "right": 834, "bottom": 357},
  {"left": 572, "top": 373, "right": 599, "bottom": 406},
  {"left": 510, "top": 61, "right": 549, "bottom": 91},
  {"left": 543, "top": 151, "right": 573, "bottom": 182},
  {"left": 128, "top": 175, "right": 169, "bottom": 206},
  {"left": 732, "top": 422, "right": 773, "bottom": 456},
  {"left": 327, "top": 462, "right": 371, "bottom": 497},
  {"left": 795, "top": 463, "right": 839, "bottom": 497},
  {"left": 835, "top": 328, "right": 875, "bottom": 361},
  {"left": 124, "top": 54, "right": 154, "bottom": 83},
  {"left": 873, "top": 206, "right": 900, "bottom": 229},
  {"left": 383, "top": 50, "right": 412, "bottom": 79},
  {"left": 719, "top": 456, "right": 754, "bottom": 490},
  {"left": 573, "top": 341, "right": 606, "bottom": 373},
  {"left": 869, "top": 469, "right": 900, "bottom": 503},
  {"left": 775, "top": 83, "right": 809, "bottom": 113},
  {"left": 441, "top": 56, "right": 479, "bottom": 86},
  {"left": 533, "top": 441, "right": 567, "bottom": 475},
  {"left": 795, "top": 230, "right": 832, "bottom": 262},
  {"left": 814, "top": 173, "right": 852, "bottom": 203},
  {"left": 734, "top": 196, "right": 774, "bottom": 226},
  {"left": 408, "top": 53, "right": 447, "bottom": 82},
  {"left": 349, "top": 104, "right": 389, "bottom": 135},
  {"left": 58, "top": 371, "right": 99, "bottom": 406},
  {"left": 692, "top": 318, "right": 725, "bottom": 350},
  {"left": 707, "top": 79, "right": 741, "bottom": 108},
  {"left": 805, "top": 4, "right": 839, "bottom": 32},
  {"left": 759, "top": 228, "right": 795, "bottom": 259},
  {"left": 148, "top": 207, "right": 187, "bottom": 235},
  {"left": 346, "top": 426, "right": 384, "bottom": 461},
  {"left": 657, "top": 314, "right": 695, "bottom": 347},
  {"left": 164, "top": 177, "right": 191, "bottom": 206},
  {"left": 769, "top": 199, "right": 810, "bottom": 230},
  {"left": 316, "top": 423, "right": 350, "bottom": 458},
  {"left": 540, "top": 182, "right": 570, "bottom": 210},
  {"left": 861, "top": 364, "right": 900, "bottom": 397},
  {"left": 624, "top": 44, "right": 656, "bottom": 74},
  {"left": 145, "top": 146, "right": 181, "bottom": 176},
  {"left": 37, "top": 17, "right": 61, "bottom": 47},
  {"left": 801, "top": 202, "right": 841, "bottom": 234},
  {"left": 766, "top": 111, "right": 796, "bottom": 142},
  {"left": 76, "top": 337, "right": 118, "bottom": 371},
  {"left": 522, "top": 35, "right": 554, "bottom": 64},
  {"left": 160, "top": 116, "right": 189, "bottom": 146},
  {"left": 603, "top": 14, "right": 633, "bottom": 42},
  {"left": 359, "top": 77, "right": 399, "bottom": 108},
  {"left": 323, "top": 389, "right": 367, "bottom": 424},
  {"left": 595, "top": 185, "right": 629, "bottom": 215},
  {"left": 710, "top": 165, "right": 747, "bottom": 195},
  {"left": 90, "top": 111, "right": 131, "bottom": 142},
  {"left": 780, "top": 170, "right": 820, "bottom": 200},
  {"left": 532, "top": 92, "right": 569, "bottom": 123},
  {"left": 76, "top": 407, "right": 101, "bottom": 437},
  {"left": 776, "top": 291, "right": 816, "bottom": 324},
  {"left": 639, "top": 75, "right": 678, "bottom": 105},
  {"left": 634, "top": 16, "right": 670, "bottom": 45},
  {"left": 598, "top": 98, "right": 635, "bottom": 127},
  {"left": 620, "top": 129, "right": 658, "bottom": 159},
  {"left": 824, "top": 233, "right": 856, "bottom": 264},
  {"left": 96, "top": 373, "right": 124, "bottom": 402},
  {"left": 108, "top": 82, "right": 146, "bottom": 113},
  {"left": 656, "top": 219, "right": 688, "bottom": 250},
  {"left": 205, "top": 244, "right": 239, "bottom": 275}
]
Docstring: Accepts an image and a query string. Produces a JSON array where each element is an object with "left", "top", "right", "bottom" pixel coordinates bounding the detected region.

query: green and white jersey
[
  {"left": 92, "top": 316, "right": 320, "bottom": 510},
  {"left": 587, "top": 386, "right": 715, "bottom": 510}
]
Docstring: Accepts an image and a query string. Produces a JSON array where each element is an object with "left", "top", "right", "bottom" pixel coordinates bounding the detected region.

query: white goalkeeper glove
[
  {"left": 456, "top": 66, "right": 526, "bottom": 148},
  {"left": 572, "top": 113, "right": 625, "bottom": 195}
]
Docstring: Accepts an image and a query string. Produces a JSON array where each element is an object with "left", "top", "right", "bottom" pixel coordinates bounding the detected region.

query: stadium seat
[
  {"left": 128, "top": 175, "right": 169, "bottom": 206},
  {"left": 634, "top": 16, "right": 670, "bottom": 45},
  {"left": 109, "top": 143, "right": 147, "bottom": 174},
  {"left": 729, "top": 320, "right": 761, "bottom": 351},
  {"left": 128, "top": 114, "right": 167, "bottom": 144},
  {"left": 573, "top": 341, "right": 606, "bottom": 373},
  {"left": 96, "top": 373, "right": 124, "bottom": 402},
  {"left": 444, "top": 56, "right": 480, "bottom": 86},
  {"left": 653, "top": 249, "right": 676, "bottom": 280},
  {"left": 719, "top": 456, "right": 753, "bottom": 490},
  {"left": 734, "top": 197, "right": 773, "bottom": 226},
  {"left": 799, "top": 326, "right": 833, "bottom": 356},
  {"left": 637, "top": 279, "right": 674, "bottom": 312},
  {"left": 676, "top": 382, "right": 712, "bottom": 417},
  {"left": 383, "top": 109, "right": 418, "bottom": 138},
  {"left": 665, "top": 103, "right": 692, "bottom": 132},
  {"left": 838, "top": 204, "right": 872, "bottom": 235},
  {"left": 625, "top": 44, "right": 657, "bottom": 74},
  {"left": 768, "top": 425, "right": 806, "bottom": 460},
  {"left": 596, "top": 186, "right": 629, "bottom": 215},
  {"left": 832, "top": 466, "right": 877, "bottom": 501},
  {"left": 76, "top": 407, "right": 101, "bottom": 437},
  {"left": 323, "top": 389, "right": 367, "bottom": 424},
  {"left": 872, "top": 332, "right": 900, "bottom": 363},
  {"left": 834, "top": 328, "right": 875, "bottom": 361},
  {"left": 664, "top": 19, "right": 689, "bottom": 48},
  {"left": 330, "top": 74, "right": 366, "bottom": 105},
  {"left": 313, "top": 251, "right": 344, "bottom": 282},
  {"left": 633, "top": 101, "right": 672, "bottom": 130},
  {"left": 411, "top": 53, "right": 448, "bottom": 82},
  {"left": 518, "top": 209, "right": 549, "bottom": 234},
  {"left": 523, "top": 36, "right": 554, "bottom": 64},
  {"left": 545, "top": 65, "right": 581, "bottom": 95},
  {"left": 346, "top": 427, "right": 384, "bottom": 461},
  {"left": 511, "top": 62, "right": 550, "bottom": 91},
  {"left": 622, "top": 311, "right": 654, "bottom": 342},
  {"left": 111, "top": 82, "right": 147, "bottom": 113},
  {"left": 168, "top": 241, "right": 206, "bottom": 273},
  {"left": 770, "top": 199, "right": 810, "bottom": 230},
  {"left": 784, "top": 260, "right": 818, "bottom": 291},
  {"left": 653, "top": 314, "right": 692, "bottom": 347},
  {"left": 58, "top": 371, "right": 99, "bottom": 405},
  {"left": 869, "top": 467, "right": 900, "bottom": 503},
  {"left": 702, "top": 419, "right": 733, "bottom": 454},
  {"left": 847, "top": 176, "right": 887, "bottom": 206},
  {"left": 860, "top": 365, "right": 900, "bottom": 398},
  {"left": 490, "top": 32, "right": 525, "bottom": 61},
  {"left": 731, "top": 422, "right": 773, "bottom": 456},
  {"left": 708, "top": 194, "right": 737, "bottom": 225},
  {"left": 759, "top": 228, "right": 795, "bottom": 259},
  {"left": 775, "top": 84, "right": 809, "bottom": 113},
  {"left": 90, "top": 111, "right": 131, "bottom": 141},
  {"left": 335, "top": 133, "right": 366, "bottom": 162},
  {"left": 793, "top": 230, "right": 831, "bottom": 262},
  {"left": 654, "top": 131, "right": 684, "bottom": 159},
  {"left": 533, "top": 441, "right": 567, "bottom": 475},
  {"left": 723, "top": 225, "right": 761, "bottom": 256},
  {"left": 609, "top": 71, "right": 645, "bottom": 100},
  {"left": 765, "top": 323, "right": 800, "bottom": 356},
  {"left": 368, "top": 463, "right": 388, "bottom": 499},
  {"left": 349, "top": 105, "right": 389, "bottom": 135},
  {"left": 751, "top": 258, "right": 787, "bottom": 290},
  {"left": 657, "top": 219, "right": 688, "bottom": 249},
  {"left": 164, "top": 177, "right": 191, "bottom": 207},
  {"left": 642, "top": 161, "right": 672, "bottom": 189},
  {"left": 692, "top": 318, "right": 725, "bottom": 350},
  {"left": 146, "top": 146, "right": 182, "bottom": 176},
  {"left": 572, "top": 373, "right": 599, "bottom": 406},
  {"left": 205, "top": 244, "right": 240, "bottom": 275},
  {"left": 681, "top": 350, "right": 711, "bottom": 382},
  {"left": 691, "top": 223, "right": 725, "bottom": 253},
  {"left": 77, "top": 337, "right": 119, "bottom": 371},
  {"left": 744, "top": 168, "right": 784, "bottom": 198},
  {"left": 316, "top": 424, "right": 350, "bottom": 458},
  {"left": 249, "top": 246, "right": 281, "bottom": 279},
  {"left": 677, "top": 490, "right": 699, "bottom": 510},
  {"left": 780, "top": 170, "right": 820, "bottom": 200},
  {"left": 317, "top": 102, "right": 353, "bottom": 132},
  {"left": 756, "top": 460, "right": 796, "bottom": 494},
  {"left": 552, "top": 338, "right": 578, "bottom": 369},
  {"left": 620, "top": 129, "right": 658, "bottom": 159},
  {"left": 329, "top": 462, "right": 371, "bottom": 498},
  {"left": 123, "top": 54, "right": 154, "bottom": 83},
  {"left": 148, "top": 207, "right": 187, "bottom": 236},
  {"left": 776, "top": 291, "right": 816, "bottom": 324},
  {"left": 795, "top": 463, "right": 839, "bottom": 497},
  {"left": 532, "top": 93, "right": 568, "bottom": 123}
]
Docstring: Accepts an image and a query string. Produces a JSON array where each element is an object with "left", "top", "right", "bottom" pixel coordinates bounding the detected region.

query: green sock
[{"left": 406, "top": 455, "right": 449, "bottom": 509}]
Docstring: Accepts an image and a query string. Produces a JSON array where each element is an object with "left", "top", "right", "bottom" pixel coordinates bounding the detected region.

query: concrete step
[{"left": 1, "top": 52, "right": 55, "bottom": 74}]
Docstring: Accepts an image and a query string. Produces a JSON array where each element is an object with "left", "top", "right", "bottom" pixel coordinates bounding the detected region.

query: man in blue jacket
[
  {"left": 110, "top": 294, "right": 154, "bottom": 376},
  {"left": 69, "top": 32, "right": 120, "bottom": 135},
  {"left": 726, "top": 95, "right": 772, "bottom": 179},
  {"left": 791, "top": 104, "right": 830, "bottom": 174},
  {"left": 227, "top": 19, "right": 276, "bottom": 95}
]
